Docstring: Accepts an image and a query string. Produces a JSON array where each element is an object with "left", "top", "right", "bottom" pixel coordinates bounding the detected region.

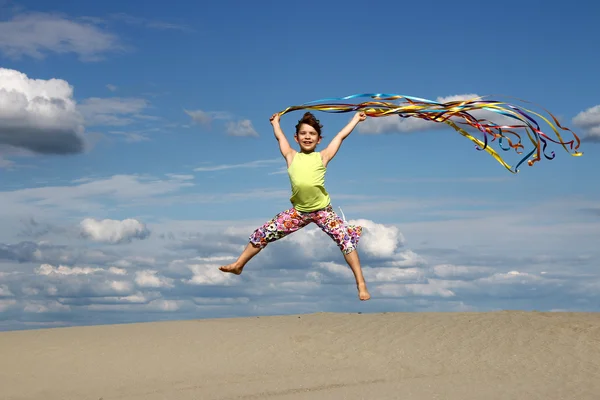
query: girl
[{"left": 219, "top": 111, "right": 370, "bottom": 301}]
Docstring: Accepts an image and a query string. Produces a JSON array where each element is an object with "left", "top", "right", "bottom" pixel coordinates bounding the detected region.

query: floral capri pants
[{"left": 249, "top": 204, "right": 362, "bottom": 255}]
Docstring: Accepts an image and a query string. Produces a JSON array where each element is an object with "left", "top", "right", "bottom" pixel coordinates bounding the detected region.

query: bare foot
[
  {"left": 219, "top": 263, "right": 243, "bottom": 275},
  {"left": 357, "top": 283, "right": 370, "bottom": 301}
]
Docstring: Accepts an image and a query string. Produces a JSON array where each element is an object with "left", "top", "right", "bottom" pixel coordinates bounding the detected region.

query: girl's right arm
[{"left": 270, "top": 113, "right": 295, "bottom": 164}]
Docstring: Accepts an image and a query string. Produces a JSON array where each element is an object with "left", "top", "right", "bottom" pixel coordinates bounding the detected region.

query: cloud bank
[{"left": 1, "top": 180, "right": 598, "bottom": 332}]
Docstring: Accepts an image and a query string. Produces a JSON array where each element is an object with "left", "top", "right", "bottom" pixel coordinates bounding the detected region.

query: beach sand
[{"left": 2, "top": 311, "right": 600, "bottom": 399}]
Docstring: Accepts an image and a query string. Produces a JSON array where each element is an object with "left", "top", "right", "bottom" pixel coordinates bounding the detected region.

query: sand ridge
[{"left": 2, "top": 311, "right": 600, "bottom": 399}]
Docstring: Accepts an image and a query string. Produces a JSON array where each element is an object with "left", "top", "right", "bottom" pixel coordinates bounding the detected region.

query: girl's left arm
[{"left": 321, "top": 112, "right": 366, "bottom": 167}]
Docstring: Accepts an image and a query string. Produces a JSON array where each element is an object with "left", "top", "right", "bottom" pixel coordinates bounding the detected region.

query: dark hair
[{"left": 295, "top": 112, "right": 323, "bottom": 137}]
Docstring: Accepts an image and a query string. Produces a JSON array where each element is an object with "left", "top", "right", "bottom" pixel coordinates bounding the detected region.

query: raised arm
[
  {"left": 270, "top": 113, "right": 295, "bottom": 165},
  {"left": 321, "top": 112, "right": 366, "bottom": 167}
]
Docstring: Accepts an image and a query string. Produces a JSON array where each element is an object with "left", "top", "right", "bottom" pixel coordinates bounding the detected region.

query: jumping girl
[{"left": 219, "top": 111, "right": 370, "bottom": 301}]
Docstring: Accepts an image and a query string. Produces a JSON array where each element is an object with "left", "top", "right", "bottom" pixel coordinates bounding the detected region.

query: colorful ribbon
[{"left": 278, "top": 93, "right": 583, "bottom": 173}]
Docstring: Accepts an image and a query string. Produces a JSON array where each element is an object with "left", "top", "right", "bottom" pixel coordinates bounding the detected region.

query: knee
[
  {"left": 342, "top": 245, "right": 357, "bottom": 255},
  {"left": 249, "top": 228, "right": 268, "bottom": 248}
]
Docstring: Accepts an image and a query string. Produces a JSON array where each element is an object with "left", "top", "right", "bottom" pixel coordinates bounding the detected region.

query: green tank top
[{"left": 287, "top": 151, "right": 330, "bottom": 212}]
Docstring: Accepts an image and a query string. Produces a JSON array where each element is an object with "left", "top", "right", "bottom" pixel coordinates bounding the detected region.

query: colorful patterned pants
[{"left": 249, "top": 204, "right": 362, "bottom": 255}]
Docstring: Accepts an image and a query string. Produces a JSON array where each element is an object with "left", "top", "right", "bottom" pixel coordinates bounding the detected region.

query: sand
[{"left": 2, "top": 311, "right": 600, "bottom": 399}]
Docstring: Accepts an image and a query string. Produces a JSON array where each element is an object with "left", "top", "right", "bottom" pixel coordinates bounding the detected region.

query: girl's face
[{"left": 295, "top": 123, "right": 321, "bottom": 152}]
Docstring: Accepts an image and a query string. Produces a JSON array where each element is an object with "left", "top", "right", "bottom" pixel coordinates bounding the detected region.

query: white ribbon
[{"left": 338, "top": 206, "right": 347, "bottom": 222}]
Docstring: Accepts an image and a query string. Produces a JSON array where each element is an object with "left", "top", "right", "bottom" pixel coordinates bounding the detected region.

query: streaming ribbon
[{"left": 277, "top": 93, "right": 583, "bottom": 173}]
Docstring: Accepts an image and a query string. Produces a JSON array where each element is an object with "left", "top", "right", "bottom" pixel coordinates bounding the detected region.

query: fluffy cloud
[
  {"left": 135, "top": 270, "right": 174, "bottom": 288},
  {"left": 572, "top": 104, "right": 600, "bottom": 142},
  {"left": 36, "top": 263, "right": 126, "bottom": 276},
  {"left": 185, "top": 109, "right": 258, "bottom": 137},
  {"left": 351, "top": 219, "right": 405, "bottom": 258},
  {"left": 0, "top": 12, "right": 122, "bottom": 61},
  {"left": 225, "top": 120, "right": 258, "bottom": 137},
  {"left": 0, "top": 68, "right": 86, "bottom": 154},
  {"left": 80, "top": 218, "right": 150, "bottom": 244}
]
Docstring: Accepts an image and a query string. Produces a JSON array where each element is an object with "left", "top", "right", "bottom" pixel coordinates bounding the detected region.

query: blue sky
[{"left": 1, "top": 0, "right": 599, "bottom": 331}]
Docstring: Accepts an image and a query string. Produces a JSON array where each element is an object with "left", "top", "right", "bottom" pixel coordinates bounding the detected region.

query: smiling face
[
  {"left": 293, "top": 112, "right": 323, "bottom": 153},
  {"left": 294, "top": 123, "right": 322, "bottom": 152}
]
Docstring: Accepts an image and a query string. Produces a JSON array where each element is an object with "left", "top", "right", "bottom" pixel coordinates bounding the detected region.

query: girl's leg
[
  {"left": 343, "top": 250, "right": 370, "bottom": 301},
  {"left": 312, "top": 205, "right": 370, "bottom": 300},
  {"left": 220, "top": 207, "right": 310, "bottom": 274},
  {"left": 218, "top": 242, "right": 262, "bottom": 275}
]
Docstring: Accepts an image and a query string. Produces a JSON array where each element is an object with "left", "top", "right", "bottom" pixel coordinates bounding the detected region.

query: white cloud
[
  {"left": 23, "top": 263, "right": 139, "bottom": 300},
  {"left": 315, "top": 261, "right": 354, "bottom": 279},
  {"left": 80, "top": 218, "right": 150, "bottom": 244},
  {"left": 36, "top": 263, "right": 104, "bottom": 276},
  {"left": 108, "top": 267, "right": 127, "bottom": 275},
  {"left": 315, "top": 262, "right": 425, "bottom": 284},
  {"left": 194, "top": 158, "right": 280, "bottom": 172},
  {"left": 350, "top": 218, "right": 404, "bottom": 258},
  {"left": 479, "top": 270, "right": 542, "bottom": 284},
  {"left": 0, "top": 12, "right": 122, "bottom": 61},
  {"left": 135, "top": 270, "right": 174, "bottom": 288},
  {"left": 185, "top": 262, "right": 237, "bottom": 285},
  {"left": 380, "top": 250, "right": 426, "bottom": 268},
  {"left": 225, "top": 119, "right": 258, "bottom": 137},
  {"left": 0, "top": 68, "right": 86, "bottom": 154},
  {"left": 0, "top": 284, "right": 13, "bottom": 297},
  {"left": 573, "top": 105, "right": 600, "bottom": 128},
  {"left": 432, "top": 264, "right": 494, "bottom": 280},
  {"left": 185, "top": 109, "right": 211, "bottom": 124},
  {"left": 365, "top": 267, "right": 424, "bottom": 283},
  {"left": 78, "top": 97, "right": 150, "bottom": 126},
  {"left": 185, "top": 110, "right": 232, "bottom": 125},
  {"left": 185, "top": 109, "right": 257, "bottom": 136},
  {"left": 572, "top": 104, "right": 600, "bottom": 142}
]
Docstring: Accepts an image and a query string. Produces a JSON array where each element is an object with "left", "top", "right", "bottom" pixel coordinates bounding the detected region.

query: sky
[{"left": 1, "top": 0, "right": 599, "bottom": 331}]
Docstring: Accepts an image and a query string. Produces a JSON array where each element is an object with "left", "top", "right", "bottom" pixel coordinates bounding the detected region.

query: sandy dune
[{"left": 2, "top": 311, "right": 600, "bottom": 399}]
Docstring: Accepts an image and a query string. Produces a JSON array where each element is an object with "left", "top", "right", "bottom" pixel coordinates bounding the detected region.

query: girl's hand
[
  {"left": 354, "top": 111, "right": 367, "bottom": 122},
  {"left": 270, "top": 113, "right": 280, "bottom": 125}
]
